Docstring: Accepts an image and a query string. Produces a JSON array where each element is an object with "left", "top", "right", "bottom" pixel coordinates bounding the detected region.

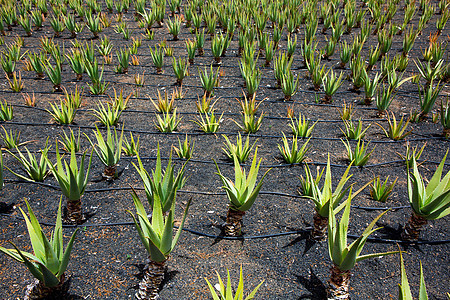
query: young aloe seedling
[
  {"left": 418, "top": 80, "right": 443, "bottom": 120},
  {"left": 196, "top": 93, "right": 218, "bottom": 113},
  {"left": 376, "top": 84, "right": 396, "bottom": 117},
  {"left": 172, "top": 56, "right": 188, "bottom": 85},
  {"left": 342, "top": 139, "right": 375, "bottom": 167},
  {"left": 86, "top": 125, "right": 124, "bottom": 180},
  {"left": 304, "top": 155, "right": 353, "bottom": 240},
  {"left": 193, "top": 111, "right": 223, "bottom": 133},
  {"left": 150, "top": 89, "right": 175, "bottom": 113},
  {"left": 322, "top": 70, "right": 344, "bottom": 103},
  {"left": 166, "top": 15, "right": 181, "bottom": 40},
  {"left": 154, "top": 109, "right": 182, "bottom": 133},
  {"left": 6, "top": 71, "right": 24, "bottom": 93},
  {"left": 0, "top": 99, "right": 13, "bottom": 121},
  {"left": 370, "top": 176, "right": 397, "bottom": 203},
  {"left": 199, "top": 65, "right": 220, "bottom": 97},
  {"left": 0, "top": 199, "right": 78, "bottom": 300},
  {"left": 6, "top": 140, "right": 50, "bottom": 182},
  {"left": 215, "top": 149, "right": 271, "bottom": 236},
  {"left": 376, "top": 112, "right": 412, "bottom": 141},
  {"left": 340, "top": 119, "right": 370, "bottom": 140},
  {"left": 47, "top": 99, "right": 76, "bottom": 125},
  {"left": 278, "top": 134, "right": 310, "bottom": 164},
  {"left": 362, "top": 72, "right": 381, "bottom": 105},
  {"left": 149, "top": 44, "right": 164, "bottom": 74},
  {"left": 222, "top": 133, "right": 257, "bottom": 163},
  {"left": 91, "top": 101, "right": 122, "bottom": 127},
  {"left": 122, "top": 132, "right": 140, "bottom": 157},
  {"left": 337, "top": 102, "right": 355, "bottom": 121},
  {"left": 205, "top": 266, "right": 264, "bottom": 300},
  {"left": 174, "top": 134, "right": 194, "bottom": 160},
  {"left": 289, "top": 113, "right": 318, "bottom": 138}
]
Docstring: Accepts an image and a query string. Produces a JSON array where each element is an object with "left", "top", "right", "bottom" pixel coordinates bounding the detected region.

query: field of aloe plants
[{"left": 0, "top": 0, "right": 449, "bottom": 298}]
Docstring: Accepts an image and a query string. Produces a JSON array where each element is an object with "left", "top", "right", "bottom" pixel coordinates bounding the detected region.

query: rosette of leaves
[
  {"left": 46, "top": 147, "right": 92, "bottom": 224},
  {"left": 128, "top": 189, "right": 190, "bottom": 300},
  {"left": 132, "top": 145, "right": 187, "bottom": 214},
  {"left": 85, "top": 125, "right": 124, "bottom": 180},
  {"left": 6, "top": 140, "right": 50, "bottom": 182},
  {"left": 214, "top": 149, "right": 271, "bottom": 236},
  {"left": 0, "top": 199, "right": 78, "bottom": 299},
  {"left": 305, "top": 155, "right": 353, "bottom": 240},
  {"left": 327, "top": 192, "right": 398, "bottom": 300},
  {"left": 401, "top": 152, "right": 450, "bottom": 240},
  {"left": 205, "top": 266, "right": 264, "bottom": 300}
]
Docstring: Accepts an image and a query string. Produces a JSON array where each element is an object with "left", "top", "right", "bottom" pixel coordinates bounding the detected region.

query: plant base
[
  {"left": 377, "top": 110, "right": 387, "bottom": 118},
  {"left": 224, "top": 208, "right": 245, "bottom": 237},
  {"left": 401, "top": 212, "right": 428, "bottom": 241},
  {"left": 311, "top": 211, "right": 328, "bottom": 241},
  {"left": 136, "top": 259, "right": 166, "bottom": 300},
  {"left": 24, "top": 274, "right": 69, "bottom": 300},
  {"left": 327, "top": 265, "right": 351, "bottom": 300},
  {"left": 443, "top": 128, "right": 450, "bottom": 139},
  {"left": 103, "top": 165, "right": 117, "bottom": 181},
  {"left": 322, "top": 95, "right": 332, "bottom": 104},
  {"left": 66, "top": 199, "right": 84, "bottom": 225}
]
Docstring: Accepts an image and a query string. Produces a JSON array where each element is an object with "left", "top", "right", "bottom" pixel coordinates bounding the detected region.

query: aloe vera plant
[
  {"left": 0, "top": 99, "right": 13, "bottom": 121},
  {"left": 199, "top": 65, "right": 220, "bottom": 97},
  {"left": 174, "top": 134, "right": 194, "bottom": 160},
  {"left": 133, "top": 145, "right": 187, "bottom": 214},
  {"left": 401, "top": 153, "right": 450, "bottom": 240},
  {"left": 370, "top": 176, "right": 397, "bottom": 203},
  {"left": 327, "top": 193, "right": 398, "bottom": 300},
  {"left": 6, "top": 141, "right": 50, "bottom": 182},
  {"left": 193, "top": 111, "right": 222, "bottom": 133},
  {"left": 376, "top": 113, "right": 412, "bottom": 141},
  {"left": 305, "top": 156, "right": 354, "bottom": 240},
  {"left": 342, "top": 139, "right": 375, "bottom": 167},
  {"left": 91, "top": 101, "right": 122, "bottom": 127},
  {"left": 205, "top": 266, "right": 264, "bottom": 300},
  {"left": 289, "top": 113, "right": 317, "bottom": 138},
  {"left": 215, "top": 149, "right": 270, "bottom": 236},
  {"left": 128, "top": 190, "right": 190, "bottom": 300},
  {"left": 0, "top": 199, "right": 78, "bottom": 300},
  {"left": 86, "top": 125, "right": 123, "bottom": 180},
  {"left": 46, "top": 147, "right": 92, "bottom": 224},
  {"left": 322, "top": 70, "right": 344, "bottom": 103},
  {"left": 418, "top": 80, "right": 443, "bottom": 120},
  {"left": 154, "top": 109, "right": 182, "bottom": 133},
  {"left": 172, "top": 56, "right": 188, "bottom": 85},
  {"left": 149, "top": 44, "right": 164, "bottom": 74},
  {"left": 340, "top": 119, "right": 370, "bottom": 140},
  {"left": 278, "top": 134, "right": 310, "bottom": 164},
  {"left": 47, "top": 99, "right": 76, "bottom": 125},
  {"left": 222, "top": 133, "right": 256, "bottom": 163}
]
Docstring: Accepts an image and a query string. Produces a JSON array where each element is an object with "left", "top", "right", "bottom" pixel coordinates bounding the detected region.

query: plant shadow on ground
[{"left": 295, "top": 267, "right": 328, "bottom": 300}]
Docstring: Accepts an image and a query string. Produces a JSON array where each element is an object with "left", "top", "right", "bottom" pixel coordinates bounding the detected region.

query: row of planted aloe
[
  {"left": 0, "top": 0, "right": 449, "bottom": 298},
  {"left": 0, "top": 0, "right": 449, "bottom": 108},
  {"left": 1, "top": 33, "right": 449, "bottom": 114}
]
